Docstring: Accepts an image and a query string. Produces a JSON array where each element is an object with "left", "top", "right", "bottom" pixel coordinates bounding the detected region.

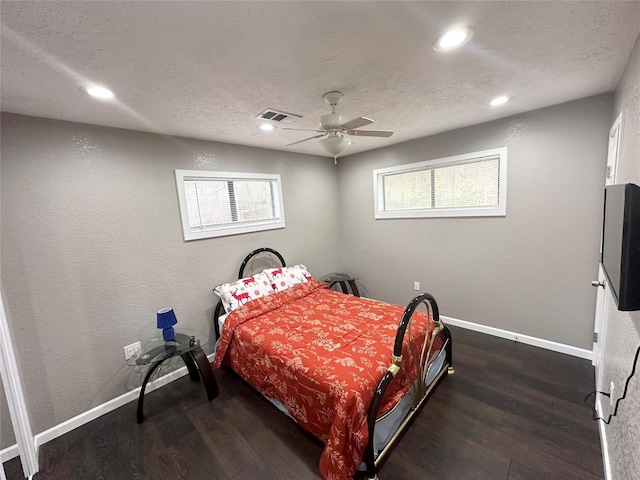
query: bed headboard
[
  {"left": 238, "top": 247, "right": 286, "bottom": 278},
  {"left": 213, "top": 247, "right": 286, "bottom": 340}
]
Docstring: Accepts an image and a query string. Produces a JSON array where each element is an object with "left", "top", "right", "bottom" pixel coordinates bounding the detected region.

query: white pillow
[
  {"left": 214, "top": 272, "right": 274, "bottom": 313},
  {"left": 217, "top": 313, "right": 229, "bottom": 336},
  {"left": 264, "top": 264, "right": 312, "bottom": 292}
]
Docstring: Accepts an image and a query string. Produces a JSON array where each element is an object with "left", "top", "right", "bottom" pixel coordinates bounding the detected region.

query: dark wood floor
[{"left": 4, "top": 326, "right": 603, "bottom": 480}]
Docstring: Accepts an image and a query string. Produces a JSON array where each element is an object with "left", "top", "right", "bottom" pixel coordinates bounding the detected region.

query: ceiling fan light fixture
[
  {"left": 319, "top": 132, "right": 351, "bottom": 157},
  {"left": 433, "top": 25, "right": 474, "bottom": 52},
  {"left": 284, "top": 91, "right": 393, "bottom": 157}
]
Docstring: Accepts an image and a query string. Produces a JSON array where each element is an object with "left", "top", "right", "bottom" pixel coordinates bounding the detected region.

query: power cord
[{"left": 585, "top": 345, "right": 640, "bottom": 424}]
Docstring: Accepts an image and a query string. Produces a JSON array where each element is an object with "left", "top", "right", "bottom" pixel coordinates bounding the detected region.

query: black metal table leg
[
  {"left": 189, "top": 348, "right": 219, "bottom": 401},
  {"left": 181, "top": 352, "right": 200, "bottom": 381},
  {"left": 137, "top": 359, "right": 165, "bottom": 424},
  {"left": 333, "top": 280, "right": 360, "bottom": 297},
  {"left": 348, "top": 280, "right": 360, "bottom": 297},
  {"left": 135, "top": 339, "right": 218, "bottom": 423}
]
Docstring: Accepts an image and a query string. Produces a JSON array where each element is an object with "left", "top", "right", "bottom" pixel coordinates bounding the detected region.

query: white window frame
[
  {"left": 373, "top": 147, "right": 507, "bottom": 219},
  {"left": 175, "top": 169, "right": 285, "bottom": 241}
]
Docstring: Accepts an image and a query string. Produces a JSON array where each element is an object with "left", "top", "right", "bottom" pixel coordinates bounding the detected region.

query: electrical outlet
[
  {"left": 610, "top": 381, "right": 615, "bottom": 406},
  {"left": 414, "top": 281, "right": 420, "bottom": 291},
  {"left": 124, "top": 341, "right": 142, "bottom": 360}
]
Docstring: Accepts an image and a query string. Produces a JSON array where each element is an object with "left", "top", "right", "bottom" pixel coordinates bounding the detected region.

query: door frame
[
  {"left": 0, "top": 291, "right": 38, "bottom": 477},
  {"left": 593, "top": 111, "right": 622, "bottom": 374}
]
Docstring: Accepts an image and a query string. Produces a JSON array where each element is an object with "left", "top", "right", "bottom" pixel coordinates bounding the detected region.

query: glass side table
[
  {"left": 128, "top": 328, "right": 218, "bottom": 423},
  {"left": 322, "top": 272, "right": 360, "bottom": 297}
]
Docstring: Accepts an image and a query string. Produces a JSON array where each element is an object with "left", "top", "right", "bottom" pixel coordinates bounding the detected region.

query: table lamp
[{"left": 157, "top": 307, "right": 178, "bottom": 341}]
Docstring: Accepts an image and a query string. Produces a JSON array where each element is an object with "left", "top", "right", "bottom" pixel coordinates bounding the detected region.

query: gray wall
[
  {"left": 337, "top": 94, "right": 612, "bottom": 350},
  {"left": 1, "top": 384, "right": 16, "bottom": 449},
  {"left": 0, "top": 113, "right": 341, "bottom": 437},
  {"left": 0, "top": 92, "right": 625, "bottom": 464},
  {"left": 601, "top": 32, "right": 640, "bottom": 480}
]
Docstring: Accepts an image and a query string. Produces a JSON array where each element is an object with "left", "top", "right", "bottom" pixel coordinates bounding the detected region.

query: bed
[{"left": 212, "top": 248, "right": 453, "bottom": 480}]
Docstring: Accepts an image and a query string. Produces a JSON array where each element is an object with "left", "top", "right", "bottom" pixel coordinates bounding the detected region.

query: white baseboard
[
  {"left": 2, "top": 320, "right": 594, "bottom": 467},
  {"left": 1, "top": 353, "right": 216, "bottom": 464},
  {"left": 596, "top": 397, "right": 612, "bottom": 480},
  {"left": 0, "top": 444, "right": 19, "bottom": 464},
  {"left": 441, "top": 315, "right": 594, "bottom": 360}
]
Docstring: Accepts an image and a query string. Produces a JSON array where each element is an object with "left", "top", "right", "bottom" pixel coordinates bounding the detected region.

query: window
[
  {"left": 175, "top": 170, "right": 285, "bottom": 241},
  {"left": 373, "top": 147, "right": 507, "bottom": 219}
]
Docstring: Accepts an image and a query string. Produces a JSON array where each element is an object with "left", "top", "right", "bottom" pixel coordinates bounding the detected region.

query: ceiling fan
[{"left": 283, "top": 91, "right": 393, "bottom": 161}]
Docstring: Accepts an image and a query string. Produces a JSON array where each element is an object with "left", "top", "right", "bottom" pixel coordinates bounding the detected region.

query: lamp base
[{"left": 162, "top": 327, "right": 175, "bottom": 342}]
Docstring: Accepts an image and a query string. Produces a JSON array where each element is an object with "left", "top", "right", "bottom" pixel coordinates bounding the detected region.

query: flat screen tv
[{"left": 601, "top": 183, "right": 640, "bottom": 311}]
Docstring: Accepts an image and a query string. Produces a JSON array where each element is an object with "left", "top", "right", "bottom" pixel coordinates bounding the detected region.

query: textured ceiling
[{"left": 2, "top": 1, "right": 640, "bottom": 158}]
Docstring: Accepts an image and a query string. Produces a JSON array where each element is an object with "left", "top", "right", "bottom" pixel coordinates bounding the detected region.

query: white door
[{"left": 592, "top": 112, "right": 622, "bottom": 378}]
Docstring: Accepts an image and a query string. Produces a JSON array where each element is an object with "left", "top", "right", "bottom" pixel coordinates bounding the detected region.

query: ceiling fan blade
[
  {"left": 285, "top": 133, "right": 327, "bottom": 146},
  {"left": 281, "top": 127, "right": 324, "bottom": 133},
  {"left": 347, "top": 129, "right": 394, "bottom": 137},
  {"left": 340, "top": 116, "right": 374, "bottom": 131}
]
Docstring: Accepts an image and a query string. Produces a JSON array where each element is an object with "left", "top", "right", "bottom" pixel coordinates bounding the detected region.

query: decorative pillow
[
  {"left": 214, "top": 272, "right": 274, "bottom": 313},
  {"left": 264, "top": 264, "right": 313, "bottom": 292}
]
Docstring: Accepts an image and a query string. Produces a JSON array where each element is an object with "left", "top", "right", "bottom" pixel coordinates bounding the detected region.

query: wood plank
[{"left": 3, "top": 327, "right": 602, "bottom": 480}]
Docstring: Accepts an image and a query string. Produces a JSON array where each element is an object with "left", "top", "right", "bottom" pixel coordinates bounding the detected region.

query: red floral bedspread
[{"left": 213, "top": 280, "right": 445, "bottom": 480}]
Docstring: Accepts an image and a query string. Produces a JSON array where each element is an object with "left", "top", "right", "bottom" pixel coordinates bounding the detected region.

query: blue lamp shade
[{"left": 157, "top": 308, "right": 178, "bottom": 342}]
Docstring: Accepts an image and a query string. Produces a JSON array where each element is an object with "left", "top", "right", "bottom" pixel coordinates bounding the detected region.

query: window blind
[
  {"left": 373, "top": 148, "right": 507, "bottom": 219},
  {"left": 175, "top": 170, "right": 285, "bottom": 241}
]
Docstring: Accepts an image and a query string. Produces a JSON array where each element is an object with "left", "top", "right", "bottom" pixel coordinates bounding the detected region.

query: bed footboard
[{"left": 364, "top": 293, "right": 453, "bottom": 480}]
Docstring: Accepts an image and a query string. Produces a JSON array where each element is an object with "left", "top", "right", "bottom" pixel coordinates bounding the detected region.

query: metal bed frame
[{"left": 213, "top": 247, "right": 453, "bottom": 480}]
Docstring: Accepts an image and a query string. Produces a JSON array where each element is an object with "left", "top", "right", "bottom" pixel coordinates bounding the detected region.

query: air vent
[{"left": 256, "top": 109, "right": 302, "bottom": 125}]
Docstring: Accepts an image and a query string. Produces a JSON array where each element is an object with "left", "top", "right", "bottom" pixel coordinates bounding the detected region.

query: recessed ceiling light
[
  {"left": 490, "top": 95, "right": 510, "bottom": 107},
  {"left": 80, "top": 85, "right": 115, "bottom": 100},
  {"left": 260, "top": 124, "right": 276, "bottom": 131},
  {"left": 433, "top": 25, "right": 474, "bottom": 52}
]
